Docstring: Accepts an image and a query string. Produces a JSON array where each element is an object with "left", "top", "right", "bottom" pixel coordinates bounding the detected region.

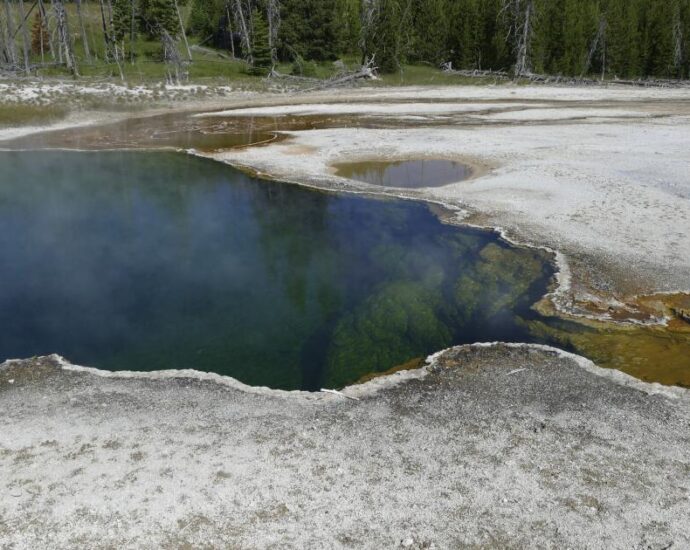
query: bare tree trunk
[
  {"left": 52, "top": 0, "right": 78, "bottom": 76},
  {"left": 673, "top": 7, "right": 683, "bottom": 74},
  {"left": 16, "top": 0, "right": 31, "bottom": 74},
  {"left": 501, "top": 0, "right": 534, "bottom": 77},
  {"left": 129, "top": 0, "right": 135, "bottom": 63},
  {"left": 225, "top": 2, "right": 235, "bottom": 58},
  {"left": 581, "top": 16, "right": 606, "bottom": 79},
  {"left": 173, "top": 0, "right": 191, "bottom": 60},
  {"left": 37, "top": 0, "right": 55, "bottom": 61},
  {"left": 266, "top": 0, "right": 279, "bottom": 64},
  {"left": 3, "top": 0, "right": 17, "bottom": 66},
  {"left": 359, "top": 0, "right": 377, "bottom": 64},
  {"left": 0, "top": 10, "right": 9, "bottom": 66},
  {"left": 75, "top": 0, "right": 90, "bottom": 61},
  {"left": 98, "top": 0, "right": 112, "bottom": 61},
  {"left": 514, "top": 0, "right": 532, "bottom": 76},
  {"left": 161, "top": 28, "right": 185, "bottom": 84},
  {"left": 232, "top": 0, "right": 251, "bottom": 63}
]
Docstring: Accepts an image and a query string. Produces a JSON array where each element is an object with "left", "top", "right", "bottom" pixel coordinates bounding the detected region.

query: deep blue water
[{"left": 0, "top": 151, "right": 554, "bottom": 390}]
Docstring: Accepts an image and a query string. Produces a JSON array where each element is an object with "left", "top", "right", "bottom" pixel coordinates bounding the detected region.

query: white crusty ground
[
  {"left": 1, "top": 345, "right": 689, "bottom": 549},
  {"left": 201, "top": 85, "right": 690, "bottom": 300}
]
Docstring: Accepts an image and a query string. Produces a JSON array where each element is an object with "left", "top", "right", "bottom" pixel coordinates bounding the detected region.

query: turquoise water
[{"left": 0, "top": 151, "right": 555, "bottom": 390}]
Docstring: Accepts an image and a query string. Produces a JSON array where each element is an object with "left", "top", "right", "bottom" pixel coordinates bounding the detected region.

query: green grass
[{"left": 0, "top": 103, "right": 69, "bottom": 128}]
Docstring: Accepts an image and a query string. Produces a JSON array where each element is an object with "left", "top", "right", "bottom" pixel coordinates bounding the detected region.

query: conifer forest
[{"left": 1, "top": 0, "right": 689, "bottom": 80}]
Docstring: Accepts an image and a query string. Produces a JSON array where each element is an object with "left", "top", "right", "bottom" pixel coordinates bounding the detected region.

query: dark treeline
[
  {"left": 1, "top": 0, "right": 689, "bottom": 79},
  {"left": 184, "top": 0, "right": 690, "bottom": 78}
]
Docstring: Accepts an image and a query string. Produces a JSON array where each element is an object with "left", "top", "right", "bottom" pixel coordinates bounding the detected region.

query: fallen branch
[
  {"left": 320, "top": 389, "right": 360, "bottom": 401},
  {"left": 506, "top": 368, "right": 527, "bottom": 376}
]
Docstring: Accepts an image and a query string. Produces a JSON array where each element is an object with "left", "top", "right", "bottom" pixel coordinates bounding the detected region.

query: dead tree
[
  {"left": 129, "top": 0, "right": 134, "bottom": 63},
  {"left": 3, "top": 0, "right": 18, "bottom": 68},
  {"left": 225, "top": 1, "right": 235, "bottom": 57},
  {"left": 97, "top": 0, "right": 114, "bottom": 61},
  {"left": 0, "top": 10, "right": 11, "bottom": 68},
  {"left": 501, "top": 0, "right": 535, "bottom": 77},
  {"left": 75, "top": 0, "right": 90, "bottom": 61},
  {"left": 173, "top": 0, "right": 192, "bottom": 60},
  {"left": 581, "top": 16, "right": 606, "bottom": 79},
  {"left": 266, "top": 0, "right": 279, "bottom": 64},
  {"left": 17, "top": 0, "right": 31, "bottom": 74},
  {"left": 359, "top": 0, "right": 378, "bottom": 64},
  {"left": 161, "top": 29, "right": 186, "bottom": 84},
  {"left": 232, "top": 0, "right": 251, "bottom": 63},
  {"left": 52, "top": 0, "right": 78, "bottom": 76},
  {"left": 37, "top": 0, "right": 55, "bottom": 61},
  {"left": 672, "top": 7, "right": 683, "bottom": 74},
  {"left": 299, "top": 56, "right": 379, "bottom": 92}
]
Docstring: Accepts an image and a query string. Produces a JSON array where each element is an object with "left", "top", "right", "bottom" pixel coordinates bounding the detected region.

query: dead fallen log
[
  {"left": 267, "top": 69, "right": 320, "bottom": 83},
  {"left": 189, "top": 45, "right": 233, "bottom": 60},
  {"left": 299, "top": 57, "right": 379, "bottom": 92},
  {"left": 441, "top": 62, "right": 690, "bottom": 89}
]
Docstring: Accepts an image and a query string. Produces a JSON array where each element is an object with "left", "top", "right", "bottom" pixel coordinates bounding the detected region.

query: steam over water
[{"left": 0, "top": 151, "right": 555, "bottom": 390}]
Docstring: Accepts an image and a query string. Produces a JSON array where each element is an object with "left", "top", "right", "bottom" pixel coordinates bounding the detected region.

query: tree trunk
[
  {"left": 672, "top": 8, "right": 683, "bottom": 74},
  {"left": 173, "top": 0, "right": 191, "bottom": 60},
  {"left": 226, "top": 2, "right": 235, "bottom": 58},
  {"left": 501, "top": 0, "right": 534, "bottom": 77},
  {"left": 0, "top": 10, "right": 9, "bottom": 66},
  {"left": 3, "top": 0, "right": 17, "bottom": 66},
  {"left": 17, "top": 0, "right": 31, "bottom": 74},
  {"left": 52, "top": 0, "right": 78, "bottom": 76},
  {"left": 514, "top": 0, "right": 532, "bottom": 76},
  {"left": 37, "top": 0, "right": 55, "bottom": 61},
  {"left": 581, "top": 17, "right": 606, "bottom": 79},
  {"left": 266, "top": 0, "right": 279, "bottom": 64},
  {"left": 98, "top": 0, "right": 112, "bottom": 61},
  {"left": 129, "top": 0, "right": 134, "bottom": 63},
  {"left": 233, "top": 0, "right": 251, "bottom": 63},
  {"left": 75, "top": 0, "right": 90, "bottom": 61}
]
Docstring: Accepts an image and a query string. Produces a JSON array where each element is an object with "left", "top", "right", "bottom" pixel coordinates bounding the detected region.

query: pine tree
[
  {"left": 113, "top": 0, "right": 134, "bottom": 42},
  {"left": 188, "top": 0, "right": 214, "bottom": 38},
  {"left": 279, "top": 0, "right": 345, "bottom": 61},
  {"left": 642, "top": 0, "right": 678, "bottom": 77},
  {"left": 409, "top": 0, "right": 448, "bottom": 65},
  {"left": 140, "top": 0, "right": 178, "bottom": 38},
  {"left": 248, "top": 7, "right": 272, "bottom": 75},
  {"left": 605, "top": 0, "right": 641, "bottom": 77}
]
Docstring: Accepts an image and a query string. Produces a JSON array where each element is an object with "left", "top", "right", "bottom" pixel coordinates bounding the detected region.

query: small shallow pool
[{"left": 333, "top": 159, "right": 473, "bottom": 188}]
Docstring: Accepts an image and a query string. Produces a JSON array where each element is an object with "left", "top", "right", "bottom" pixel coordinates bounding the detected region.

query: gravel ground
[{"left": 2, "top": 345, "right": 689, "bottom": 549}]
